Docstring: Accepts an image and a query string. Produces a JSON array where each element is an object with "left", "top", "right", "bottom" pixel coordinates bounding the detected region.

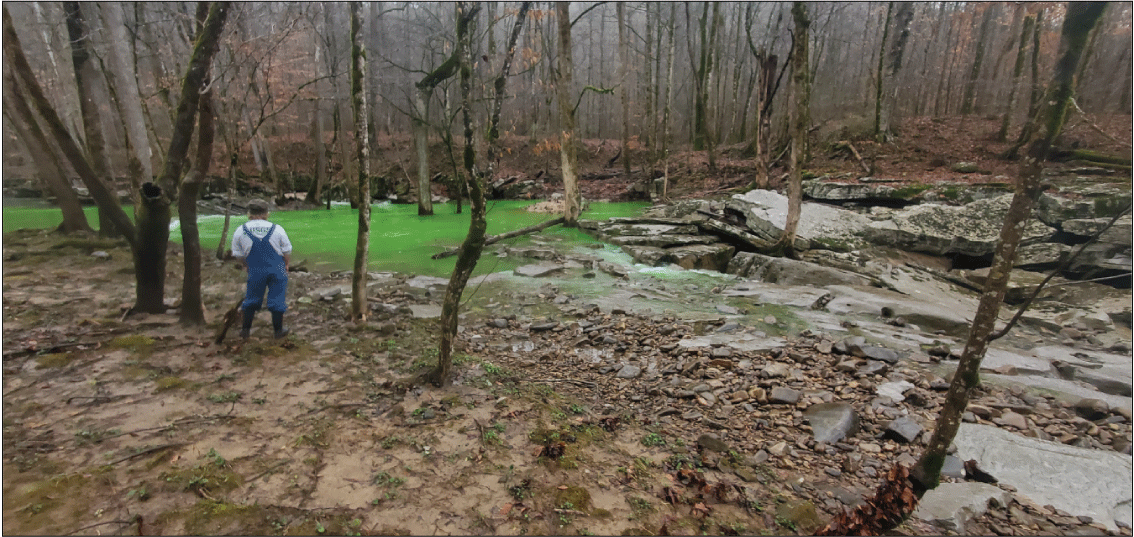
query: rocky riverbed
[{"left": 3, "top": 179, "right": 1131, "bottom": 534}]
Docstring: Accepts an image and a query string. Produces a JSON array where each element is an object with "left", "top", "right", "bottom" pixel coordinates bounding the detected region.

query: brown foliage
[{"left": 815, "top": 464, "right": 919, "bottom": 536}]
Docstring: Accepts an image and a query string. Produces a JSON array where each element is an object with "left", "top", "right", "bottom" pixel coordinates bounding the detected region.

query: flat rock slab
[
  {"left": 514, "top": 263, "right": 566, "bottom": 277},
  {"left": 954, "top": 423, "right": 1133, "bottom": 532},
  {"left": 824, "top": 284, "right": 977, "bottom": 338},
  {"left": 408, "top": 305, "right": 442, "bottom": 319},
  {"left": 980, "top": 372, "right": 1132, "bottom": 411},
  {"left": 406, "top": 275, "right": 449, "bottom": 289},
  {"left": 914, "top": 482, "right": 1011, "bottom": 533},
  {"left": 678, "top": 333, "right": 787, "bottom": 354}
]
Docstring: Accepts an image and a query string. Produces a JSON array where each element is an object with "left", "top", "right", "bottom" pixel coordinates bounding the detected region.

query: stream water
[{"left": 2, "top": 200, "right": 649, "bottom": 277}]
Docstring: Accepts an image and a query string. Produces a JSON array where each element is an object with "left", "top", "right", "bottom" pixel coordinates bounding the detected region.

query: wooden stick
[{"left": 214, "top": 296, "right": 245, "bottom": 344}]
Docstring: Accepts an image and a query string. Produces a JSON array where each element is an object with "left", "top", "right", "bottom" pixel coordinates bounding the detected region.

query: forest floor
[{"left": 2, "top": 114, "right": 1131, "bottom": 536}]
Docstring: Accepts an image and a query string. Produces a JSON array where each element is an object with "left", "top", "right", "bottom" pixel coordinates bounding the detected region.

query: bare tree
[
  {"left": 998, "top": 7, "right": 1035, "bottom": 142},
  {"left": 98, "top": 1, "right": 153, "bottom": 185},
  {"left": 178, "top": 3, "right": 220, "bottom": 326},
  {"left": 556, "top": 1, "right": 582, "bottom": 227},
  {"left": 350, "top": 1, "right": 372, "bottom": 323},
  {"left": 781, "top": 2, "right": 809, "bottom": 260},
  {"left": 2, "top": 79, "right": 92, "bottom": 234},
  {"left": 960, "top": 3, "right": 996, "bottom": 115},
  {"left": 820, "top": 4, "right": 1108, "bottom": 534},
  {"left": 616, "top": 2, "right": 630, "bottom": 177},
  {"left": 64, "top": 2, "right": 117, "bottom": 238},
  {"left": 4, "top": 5, "right": 135, "bottom": 244},
  {"left": 429, "top": 1, "right": 531, "bottom": 387},
  {"left": 874, "top": 1, "right": 914, "bottom": 142}
]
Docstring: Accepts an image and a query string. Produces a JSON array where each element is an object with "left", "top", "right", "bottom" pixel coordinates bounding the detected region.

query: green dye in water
[{"left": 4, "top": 200, "right": 647, "bottom": 278}]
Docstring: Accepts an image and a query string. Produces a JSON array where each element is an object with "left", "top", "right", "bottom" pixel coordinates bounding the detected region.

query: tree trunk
[
  {"left": 961, "top": 4, "right": 996, "bottom": 115},
  {"left": 4, "top": 6, "right": 136, "bottom": 246},
  {"left": 617, "top": 2, "right": 631, "bottom": 177},
  {"left": 556, "top": 2, "right": 581, "bottom": 227},
  {"left": 704, "top": 2, "right": 720, "bottom": 170},
  {"left": 430, "top": 2, "right": 530, "bottom": 388},
  {"left": 137, "top": 0, "right": 229, "bottom": 314},
  {"left": 1006, "top": 8, "right": 1047, "bottom": 160},
  {"left": 874, "top": 2, "right": 894, "bottom": 140},
  {"left": 307, "top": 11, "right": 328, "bottom": 205},
  {"left": 875, "top": 2, "right": 913, "bottom": 142},
  {"left": 350, "top": 1, "right": 372, "bottom": 323},
  {"left": 413, "top": 48, "right": 460, "bottom": 218},
  {"left": 782, "top": 2, "right": 809, "bottom": 260},
  {"left": 820, "top": 5, "right": 1108, "bottom": 534},
  {"left": 99, "top": 1, "right": 153, "bottom": 184},
  {"left": 999, "top": 11, "right": 1034, "bottom": 142},
  {"left": 178, "top": 4, "right": 218, "bottom": 327},
  {"left": 2, "top": 83, "right": 92, "bottom": 234},
  {"left": 64, "top": 1, "right": 118, "bottom": 239},
  {"left": 413, "top": 88, "right": 434, "bottom": 216},
  {"left": 661, "top": 3, "right": 676, "bottom": 198}
]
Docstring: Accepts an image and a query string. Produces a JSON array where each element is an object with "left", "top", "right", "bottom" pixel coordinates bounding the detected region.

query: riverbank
[{"left": 3, "top": 225, "right": 1130, "bottom": 535}]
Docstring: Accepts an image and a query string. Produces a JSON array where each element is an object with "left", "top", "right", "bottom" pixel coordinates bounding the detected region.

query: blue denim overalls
[{"left": 241, "top": 223, "right": 288, "bottom": 314}]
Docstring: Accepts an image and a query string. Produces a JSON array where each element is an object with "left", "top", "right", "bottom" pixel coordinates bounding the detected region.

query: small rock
[
  {"left": 877, "top": 380, "right": 915, "bottom": 402},
  {"left": 763, "top": 363, "right": 790, "bottom": 378},
  {"left": 530, "top": 321, "right": 560, "bottom": 332},
  {"left": 1072, "top": 398, "right": 1109, "bottom": 421},
  {"left": 90, "top": 251, "right": 110, "bottom": 259},
  {"left": 859, "top": 442, "right": 882, "bottom": 453},
  {"left": 489, "top": 318, "right": 509, "bottom": 328},
  {"left": 710, "top": 347, "right": 732, "bottom": 358},
  {"left": 746, "top": 450, "right": 770, "bottom": 466},
  {"left": 615, "top": 364, "right": 642, "bottom": 379},
  {"left": 994, "top": 411, "right": 1028, "bottom": 430},
  {"left": 857, "top": 360, "right": 889, "bottom": 377},
  {"left": 768, "top": 441, "right": 789, "bottom": 457},
  {"left": 859, "top": 346, "right": 900, "bottom": 363},
  {"left": 884, "top": 416, "right": 923, "bottom": 443},
  {"left": 697, "top": 433, "right": 731, "bottom": 452},
  {"left": 769, "top": 386, "right": 802, "bottom": 405}
]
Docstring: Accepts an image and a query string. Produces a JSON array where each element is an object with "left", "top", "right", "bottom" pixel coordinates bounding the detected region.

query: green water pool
[{"left": 3, "top": 200, "right": 648, "bottom": 277}]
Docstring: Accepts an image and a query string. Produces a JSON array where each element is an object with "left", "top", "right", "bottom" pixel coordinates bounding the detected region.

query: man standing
[{"left": 232, "top": 199, "right": 292, "bottom": 339}]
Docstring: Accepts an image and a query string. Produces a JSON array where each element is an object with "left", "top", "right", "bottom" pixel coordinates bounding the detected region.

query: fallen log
[
  {"left": 834, "top": 140, "right": 871, "bottom": 174},
  {"left": 432, "top": 216, "right": 566, "bottom": 259}
]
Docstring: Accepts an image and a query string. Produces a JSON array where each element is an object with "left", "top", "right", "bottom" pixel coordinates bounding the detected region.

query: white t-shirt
[{"left": 231, "top": 220, "right": 293, "bottom": 259}]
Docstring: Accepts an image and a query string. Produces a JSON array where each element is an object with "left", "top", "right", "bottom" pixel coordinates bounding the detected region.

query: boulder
[
  {"left": 1035, "top": 185, "right": 1132, "bottom": 228},
  {"left": 727, "top": 189, "right": 873, "bottom": 250},
  {"left": 1063, "top": 215, "right": 1133, "bottom": 278},
  {"left": 865, "top": 195, "right": 1055, "bottom": 257}
]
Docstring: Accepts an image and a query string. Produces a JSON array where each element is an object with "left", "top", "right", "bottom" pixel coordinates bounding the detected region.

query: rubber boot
[
  {"left": 240, "top": 307, "right": 255, "bottom": 339},
  {"left": 272, "top": 311, "right": 289, "bottom": 339}
]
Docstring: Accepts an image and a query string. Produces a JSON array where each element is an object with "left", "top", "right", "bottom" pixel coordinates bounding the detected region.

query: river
[{"left": 2, "top": 200, "right": 648, "bottom": 277}]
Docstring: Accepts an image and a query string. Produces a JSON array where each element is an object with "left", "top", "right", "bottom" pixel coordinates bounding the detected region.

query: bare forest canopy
[{"left": 3, "top": 2, "right": 1132, "bottom": 187}]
